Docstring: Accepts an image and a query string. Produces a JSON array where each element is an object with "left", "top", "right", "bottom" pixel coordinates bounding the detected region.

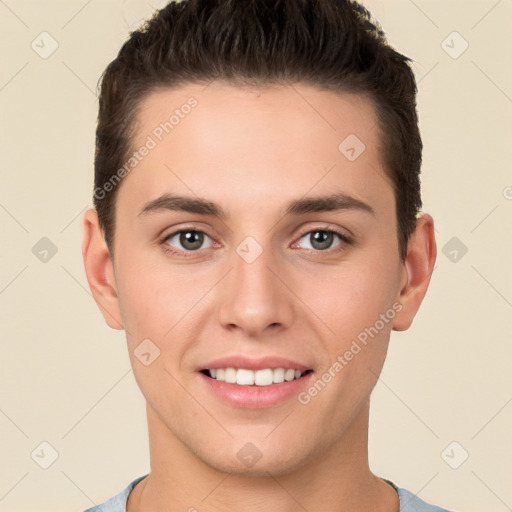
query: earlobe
[
  {"left": 392, "top": 214, "right": 437, "bottom": 332},
  {"left": 82, "top": 209, "right": 124, "bottom": 330}
]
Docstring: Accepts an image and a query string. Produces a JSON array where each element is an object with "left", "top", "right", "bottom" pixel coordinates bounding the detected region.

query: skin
[{"left": 82, "top": 82, "right": 436, "bottom": 512}]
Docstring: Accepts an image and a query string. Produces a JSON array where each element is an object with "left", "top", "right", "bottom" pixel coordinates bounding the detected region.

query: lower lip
[{"left": 199, "top": 371, "right": 315, "bottom": 409}]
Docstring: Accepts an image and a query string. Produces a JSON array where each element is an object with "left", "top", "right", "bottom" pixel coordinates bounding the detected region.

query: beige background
[{"left": 1, "top": 1, "right": 511, "bottom": 511}]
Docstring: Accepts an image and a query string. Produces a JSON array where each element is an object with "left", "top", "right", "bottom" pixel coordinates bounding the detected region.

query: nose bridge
[{"left": 217, "top": 235, "right": 293, "bottom": 334}]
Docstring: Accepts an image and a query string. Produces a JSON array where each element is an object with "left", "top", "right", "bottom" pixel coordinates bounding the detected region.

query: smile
[{"left": 201, "top": 367, "right": 313, "bottom": 386}]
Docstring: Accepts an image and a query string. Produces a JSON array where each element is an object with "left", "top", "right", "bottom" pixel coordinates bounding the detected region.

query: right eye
[{"left": 162, "top": 229, "right": 215, "bottom": 255}]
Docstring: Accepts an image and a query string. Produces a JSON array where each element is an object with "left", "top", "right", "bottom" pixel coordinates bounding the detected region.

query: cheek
[
  {"left": 304, "top": 260, "right": 400, "bottom": 343},
  {"left": 114, "top": 255, "right": 176, "bottom": 342},
  {"left": 115, "top": 256, "right": 215, "bottom": 344},
  {"left": 116, "top": 273, "right": 164, "bottom": 338},
  {"left": 294, "top": 265, "right": 400, "bottom": 418},
  {"left": 115, "top": 263, "right": 199, "bottom": 400}
]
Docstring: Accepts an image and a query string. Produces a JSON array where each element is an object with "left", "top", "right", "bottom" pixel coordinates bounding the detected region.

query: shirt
[{"left": 82, "top": 474, "right": 453, "bottom": 511}]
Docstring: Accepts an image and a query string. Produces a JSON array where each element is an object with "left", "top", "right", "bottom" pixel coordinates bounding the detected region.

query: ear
[
  {"left": 392, "top": 213, "right": 437, "bottom": 331},
  {"left": 82, "top": 209, "right": 124, "bottom": 330}
]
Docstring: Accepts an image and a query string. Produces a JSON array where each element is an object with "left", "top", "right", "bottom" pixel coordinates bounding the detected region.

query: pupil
[
  {"left": 311, "top": 231, "right": 332, "bottom": 250},
  {"left": 181, "top": 231, "right": 203, "bottom": 250}
]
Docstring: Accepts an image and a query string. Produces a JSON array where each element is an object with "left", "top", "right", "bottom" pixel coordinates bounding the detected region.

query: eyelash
[{"left": 159, "top": 225, "right": 353, "bottom": 258}]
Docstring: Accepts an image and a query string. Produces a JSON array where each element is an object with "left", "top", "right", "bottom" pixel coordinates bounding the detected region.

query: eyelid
[
  {"left": 156, "top": 224, "right": 218, "bottom": 247},
  {"left": 294, "top": 224, "right": 352, "bottom": 242},
  {"left": 291, "top": 225, "right": 353, "bottom": 254},
  {"left": 159, "top": 223, "right": 215, "bottom": 241},
  {"left": 159, "top": 225, "right": 216, "bottom": 249}
]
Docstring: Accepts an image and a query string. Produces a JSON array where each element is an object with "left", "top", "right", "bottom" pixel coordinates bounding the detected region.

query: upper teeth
[{"left": 208, "top": 368, "right": 304, "bottom": 386}]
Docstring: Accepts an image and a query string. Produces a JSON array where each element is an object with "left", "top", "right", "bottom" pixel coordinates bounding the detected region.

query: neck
[{"left": 128, "top": 400, "right": 398, "bottom": 512}]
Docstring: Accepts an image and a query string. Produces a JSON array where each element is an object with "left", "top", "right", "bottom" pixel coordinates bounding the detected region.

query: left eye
[
  {"left": 296, "top": 230, "right": 346, "bottom": 251},
  {"left": 164, "top": 230, "right": 214, "bottom": 251}
]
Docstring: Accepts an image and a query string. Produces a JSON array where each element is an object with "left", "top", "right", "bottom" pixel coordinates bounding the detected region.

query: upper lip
[{"left": 198, "top": 355, "right": 312, "bottom": 372}]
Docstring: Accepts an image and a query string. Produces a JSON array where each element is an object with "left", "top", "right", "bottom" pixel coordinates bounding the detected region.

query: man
[{"left": 82, "top": 0, "right": 448, "bottom": 510}]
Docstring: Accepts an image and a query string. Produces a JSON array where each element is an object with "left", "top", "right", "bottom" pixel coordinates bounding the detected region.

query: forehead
[
  {"left": 120, "top": 81, "right": 393, "bottom": 219},
  {"left": 134, "top": 81, "right": 380, "bottom": 153}
]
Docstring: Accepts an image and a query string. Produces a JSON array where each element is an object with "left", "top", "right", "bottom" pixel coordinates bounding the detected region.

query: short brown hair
[{"left": 94, "top": 0, "right": 422, "bottom": 259}]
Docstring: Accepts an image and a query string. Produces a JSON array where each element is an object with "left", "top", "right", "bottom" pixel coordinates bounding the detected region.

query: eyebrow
[{"left": 138, "top": 192, "right": 375, "bottom": 218}]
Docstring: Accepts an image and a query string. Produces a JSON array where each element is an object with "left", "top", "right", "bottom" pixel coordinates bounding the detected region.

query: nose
[{"left": 217, "top": 240, "right": 294, "bottom": 338}]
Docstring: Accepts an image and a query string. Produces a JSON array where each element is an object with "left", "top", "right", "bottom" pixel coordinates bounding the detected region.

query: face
[{"left": 87, "top": 82, "right": 423, "bottom": 476}]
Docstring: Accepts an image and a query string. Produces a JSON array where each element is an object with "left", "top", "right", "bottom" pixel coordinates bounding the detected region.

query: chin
[{"left": 196, "top": 443, "right": 313, "bottom": 477}]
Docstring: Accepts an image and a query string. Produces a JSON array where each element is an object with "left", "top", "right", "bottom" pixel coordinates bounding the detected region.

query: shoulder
[
  {"left": 81, "top": 475, "right": 148, "bottom": 512},
  {"left": 387, "top": 480, "right": 454, "bottom": 512}
]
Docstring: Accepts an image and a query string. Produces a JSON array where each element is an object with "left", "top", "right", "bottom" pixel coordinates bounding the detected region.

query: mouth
[
  {"left": 200, "top": 367, "right": 314, "bottom": 386},
  {"left": 196, "top": 355, "right": 315, "bottom": 408}
]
